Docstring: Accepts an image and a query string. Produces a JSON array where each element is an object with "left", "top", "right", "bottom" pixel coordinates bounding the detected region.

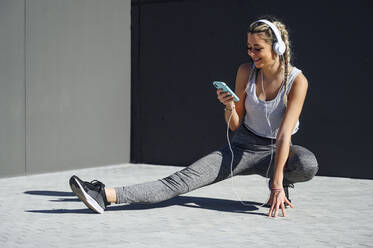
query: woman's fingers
[
  {"left": 267, "top": 192, "right": 294, "bottom": 218},
  {"left": 268, "top": 193, "right": 276, "bottom": 216},
  {"left": 217, "top": 90, "right": 231, "bottom": 98},
  {"left": 220, "top": 94, "right": 233, "bottom": 102},
  {"left": 223, "top": 96, "right": 234, "bottom": 104},
  {"left": 269, "top": 203, "right": 280, "bottom": 218},
  {"left": 273, "top": 202, "right": 281, "bottom": 218},
  {"left": 281, "top": 202, "right": 286, "bottom": 217},
  {"left": 217, "top": 89, "right": 225, "bottom": 97},
  {"left": 265, "top": 193, "right": 274, "bottom": 207},
  {"left": 268, "top": 204, "right": 274, "bottom": 217},
  {"left": 217, "top": 91, "right": 234, "bottom": 104},
  {"left": 285, "top": 198, "right": 295, "bottom": 208}
]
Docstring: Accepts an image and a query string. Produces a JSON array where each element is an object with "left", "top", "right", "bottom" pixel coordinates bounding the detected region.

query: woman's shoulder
[
  {"left": 235, "top": 62, "right": 254, "bottom": 92},
  {"left": 236, "top": 62, "right": 254, "bottom": 83},
  {"left": 237, "top": 62, "right": 254, "bottom": 75},
  {"left": 288, "top": 65, "right": 306, "bottom": 83},
  {"left": 289, "top": 64, "right": 303, "bottom": 75},
  {"left": 288, "top": 66, "right": 308, "bottom": 95},
  {"left": 289, "top": 65, "right": 306, "bottom": 81}
]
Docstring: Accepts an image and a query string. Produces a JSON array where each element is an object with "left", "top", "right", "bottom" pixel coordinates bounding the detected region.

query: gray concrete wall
[
  {"left": 0, "top": 0, "right": 131, "bottom": 178},
  {"left": 0, "top": 0, "right": 26, "bottom": 177}
]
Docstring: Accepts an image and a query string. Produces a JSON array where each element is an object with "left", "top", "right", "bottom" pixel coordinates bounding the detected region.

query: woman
[{"left": 69, "top": 16, "right": 318, "bottom": 218}]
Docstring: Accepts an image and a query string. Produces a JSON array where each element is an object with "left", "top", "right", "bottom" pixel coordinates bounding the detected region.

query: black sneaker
[{"left": 69, "top": 175, "right": 110, "bottom": 214}]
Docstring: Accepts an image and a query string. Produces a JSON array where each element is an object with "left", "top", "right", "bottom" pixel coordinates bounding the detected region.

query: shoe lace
[
  {"left": 90, "top": 180, "right": 110, "bottom": 206},
  {"left": 285, "top": 183, "right": 294, "bottom": 189},
  {"left": 87, "top": 180, "right": 105, "bottom": 191}
]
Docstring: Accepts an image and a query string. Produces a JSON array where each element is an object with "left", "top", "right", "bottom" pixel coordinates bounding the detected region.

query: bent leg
[
  {"left": 284, "top": 145, "right": 319, "bottom": 184},
  {"left": 254, "top": 144, "right": 319, "bottom": 186},
  {"left": 115, "top": 144, "right": 255, "bottom": 204}
]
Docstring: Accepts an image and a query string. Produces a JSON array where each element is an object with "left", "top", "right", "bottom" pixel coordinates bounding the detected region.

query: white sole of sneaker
[{"left": 70, "top": 177, "right": 104, "bottom": 214}]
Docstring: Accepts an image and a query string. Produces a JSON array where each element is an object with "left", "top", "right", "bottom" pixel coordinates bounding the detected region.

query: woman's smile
[{"left": 253, "top": 58, "right": 262, "bottom": 63}]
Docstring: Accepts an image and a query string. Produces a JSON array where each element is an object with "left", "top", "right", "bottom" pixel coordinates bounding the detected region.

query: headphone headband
[{"left": 252, "top": 19, "right": 286, "bottom": 55}]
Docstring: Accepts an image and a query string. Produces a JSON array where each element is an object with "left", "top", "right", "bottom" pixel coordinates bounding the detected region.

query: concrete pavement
[{"left": 0, "top": 163, "right": 372, "bottom": 248}]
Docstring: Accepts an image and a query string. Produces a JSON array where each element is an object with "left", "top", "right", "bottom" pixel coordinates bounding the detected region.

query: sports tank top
[{"left": 243, "top": 63, "right": 302, "bottom": 139}]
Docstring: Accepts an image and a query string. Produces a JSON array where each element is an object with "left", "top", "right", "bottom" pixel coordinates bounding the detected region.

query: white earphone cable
[
  {"left": 261, "top": 68, "right": 285, "bottom": 204},
  {"left": 227, "top": 111, "right": 252, "bottom": 206},
  {"left": 261, "top": 69, "right": 275, "bottom": 207},
  {"left": 227, "top": 69, "right": 279, "bottom": 207}
]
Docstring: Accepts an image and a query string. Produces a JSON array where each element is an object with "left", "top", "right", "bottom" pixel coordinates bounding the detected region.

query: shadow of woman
[
  {"left": 107, "top": 195, "right": 267, "bottom": 216},
  {"left": 25, "top": 193, "right": 267, "bottom": 216}
]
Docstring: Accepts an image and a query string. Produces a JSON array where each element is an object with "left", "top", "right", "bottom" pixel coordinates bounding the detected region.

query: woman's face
[{"left": 247, "top": 32, "right": 275, "bottom": 68}]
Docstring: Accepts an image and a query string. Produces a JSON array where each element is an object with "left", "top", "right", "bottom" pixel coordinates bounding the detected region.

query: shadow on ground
[
  {"left": 24, "top": 190, "right": 75, "bottom": 197},
  {"left": 24, "top": 190, "right": 267, "bottom": 216}
]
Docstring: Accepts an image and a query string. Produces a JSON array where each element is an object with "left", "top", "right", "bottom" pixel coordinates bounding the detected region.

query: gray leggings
[{"left": 115, "top": 125, "right": 319, "bottom": 204}]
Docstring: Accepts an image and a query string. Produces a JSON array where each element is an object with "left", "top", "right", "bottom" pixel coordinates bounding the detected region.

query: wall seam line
[{"left": 24, "top": 0, "right": 29, "bottom": 176}]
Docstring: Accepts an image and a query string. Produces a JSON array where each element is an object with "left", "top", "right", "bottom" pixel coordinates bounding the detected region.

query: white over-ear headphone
[{"left": 253, "top": 19, "right": 286, "bottom": 55}]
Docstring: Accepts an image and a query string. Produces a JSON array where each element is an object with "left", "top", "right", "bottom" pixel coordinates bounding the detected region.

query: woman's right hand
[
  {"left": 265, "top": 189, "right": 294, "bottom": 218},
  {"left": 216, "top": 89, "right": 235, "bottom": 109}
]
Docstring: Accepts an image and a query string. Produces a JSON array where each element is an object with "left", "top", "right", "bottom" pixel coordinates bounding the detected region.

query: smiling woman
[
  {"left": 69, "top": 16, "right": 318, "bottom": 218},
  {"left": 247, "top": 18, "right": 292, "bottom": 105}
]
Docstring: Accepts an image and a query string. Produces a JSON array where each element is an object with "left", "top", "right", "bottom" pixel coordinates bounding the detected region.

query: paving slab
[{"left": 0, "top": 163, "right": 372, "bottom": 248}]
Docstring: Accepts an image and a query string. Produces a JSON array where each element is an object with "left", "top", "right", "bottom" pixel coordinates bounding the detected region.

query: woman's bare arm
[{"left": 218, "top": 63, "right": 252, "bottom": 131}]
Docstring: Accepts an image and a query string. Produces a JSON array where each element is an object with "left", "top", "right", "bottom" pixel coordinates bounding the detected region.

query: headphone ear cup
[
  {"left": 279, "top": 41, "right": 286, "bottom": 55},
  {"left": 273, "top": 41, "right": 286, "bottom": 55},
  {"left": 273, "top": 42, "right": 280, "bottom": 55}
]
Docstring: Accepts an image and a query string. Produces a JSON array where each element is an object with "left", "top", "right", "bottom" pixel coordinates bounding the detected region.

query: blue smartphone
[{"left": 213, "top": 81, "right": 240, "bottom": 102}]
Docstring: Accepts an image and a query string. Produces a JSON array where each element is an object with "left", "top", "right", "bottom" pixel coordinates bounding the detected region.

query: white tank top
[{"left": 243, "top": 63, "right": 302, "bottom": 139}]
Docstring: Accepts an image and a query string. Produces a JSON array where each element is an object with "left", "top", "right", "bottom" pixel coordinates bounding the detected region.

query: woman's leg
[
  {"left": 105, "top": 188, "right": 117, "bottom": 203},
  {"left": 113, "top": 144, "right": 257, "bottom": 204},
  {"left": 251, "top": 144, "right": 318, "bottom": 206},
  {"left": 283, "top": 145, "right": 319, "bottom": 184},
  {"left": 255, "top": 144, "right": 319, "bottom": 185}
]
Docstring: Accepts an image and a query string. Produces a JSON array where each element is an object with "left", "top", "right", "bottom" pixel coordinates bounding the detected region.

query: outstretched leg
[{"left": 114, "top": 144, "right": 257, "bottom": 204}]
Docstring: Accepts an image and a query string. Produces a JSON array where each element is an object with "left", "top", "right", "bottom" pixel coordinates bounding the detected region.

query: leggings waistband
[{"left": 241, "top": 124, "right": 277, "bottom": 143}]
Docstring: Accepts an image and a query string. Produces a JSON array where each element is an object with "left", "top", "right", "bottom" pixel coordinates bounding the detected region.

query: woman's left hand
[{"left": 266, "top": 189, "right": 294, "bottom": 218}]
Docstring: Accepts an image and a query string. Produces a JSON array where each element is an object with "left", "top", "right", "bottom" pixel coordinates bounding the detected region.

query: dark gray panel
[
  {"left": 27, "top": 0, "right": 131, "bottom": 174},
  {"left": 0, "top": 0, "right": 26, "bottom": 177},
  {"left": 132, "top": 0, "right": 373, "bottom": 179},
  {"left": 133, "top": 0, "right": 253, "bottom": 165}
]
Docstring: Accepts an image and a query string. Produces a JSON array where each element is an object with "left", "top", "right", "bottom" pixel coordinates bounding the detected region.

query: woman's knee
[{"left": 286, "top": 145, "right": 319, "bottom": 182}]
